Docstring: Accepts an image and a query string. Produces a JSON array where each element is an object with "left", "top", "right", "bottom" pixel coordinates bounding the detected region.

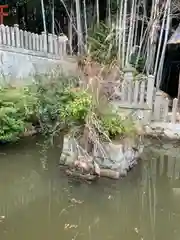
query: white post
[
  {"left": 0, "top": 25, "right": 2, "bottom": 44},
  {"left": 58, "top": 36, "right": 63, "bottom": 57},
  {"left": 124, "top": 66, "right": 135, "bottom": 103},
  {"left": 28, "top": 32, "right": 32, "bottom": 50},
  {"left": 14, "top": 24, "right": 20, "bottom": 47},
  {"left": 10, "top": 27, "right": 15, "bottom": 47},
  {"left": 162, "top": 97, "right": 169, "bottom": 122},
  {"left": 133, "top": 81, "right": 139, "bottom": 104},
  {"left": 32, "top": 33, "right": 36, "bottom": 50},
  {"left": 24, "top": 30, "right": 28, "bottom": 49},
  {"left": 48, "top": 33, "right": 53, "bottom": 53},
  {"left": 5, "top": 26, "right": 11, "bottom": 45},
  {"left": 153, "top": 91, "right": 162, "bottom": 121},
  {"left": 140, "top": 81, "right": 145, "bottom": 104},
  {"left": 35, "top": 34, "right": 39, "bottom": 51},
  {"left": 62, "top": 35, "right": 68, "bottom": 56},
  {"left": 42, "top": 31, "right": 47, "bottom": 52},
  {"left": 19, "top": 29, "right": 24, "bottom": 48},
  {"left": 147, "top": 75, "right": 155, "bottom": 108},
  {"left": 39, "top": 35, "right": 43, "bottom": 52},
  {"left": 53, "top": 35, "right": 58, "bottom": 55},
  {"left": 1, "top": 24, "right": 6, "bottom": 45},
  {"left": 171, "top": 98, "right": 178, "bottom": 124}
]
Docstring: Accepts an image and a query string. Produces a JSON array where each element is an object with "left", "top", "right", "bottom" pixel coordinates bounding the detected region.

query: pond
[{"left": 0, "top": 137, "right": 180, "bottom": 240}]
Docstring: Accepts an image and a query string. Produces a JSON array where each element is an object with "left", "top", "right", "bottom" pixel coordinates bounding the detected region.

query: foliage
[
  {"left": 0, "top": 87, "right": 37, "bottom": 142},
  {"left": 30, "top": 74, "right": 79, "bottom": 133},
  {"left": 59, "top": 89, "right": 92, "bottom": 126},
  {"left": 100, "top": 113, "right": 125, "bottom": 138},
  {"left": 87, "top": 22, "right": 118, "bottom": 64},
  {"left": 130, "top": 51, "right": 146, "bottom": 73},
  {"left": 0, "top": 72, "right": 137, "bottom": 143}
]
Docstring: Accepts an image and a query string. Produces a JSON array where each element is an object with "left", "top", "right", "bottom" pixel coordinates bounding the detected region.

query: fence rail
[{"left": 0, "top": 24, "right": 68, "bottom": 56}]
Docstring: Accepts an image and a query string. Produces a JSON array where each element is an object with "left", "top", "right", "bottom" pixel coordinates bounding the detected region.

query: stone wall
[{"left": 0, "top": 45, "right": 77, "bottom": 82}]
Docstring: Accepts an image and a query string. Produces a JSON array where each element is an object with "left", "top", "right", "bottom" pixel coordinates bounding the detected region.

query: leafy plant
[
  {"left": 100, "top": 114, "right": 124, "bottom": 138},
  {"left": 59, "top": 89, "right": 92, "bottom": 126},
  {"left": 0, "top": 107, "right": 25, "bottom": 142},
  {"left": 0, "top": 87, "right": 37, "bottom": 142},
  {"left": 87, "top": 22, "right": 118, "bottom": 64}
]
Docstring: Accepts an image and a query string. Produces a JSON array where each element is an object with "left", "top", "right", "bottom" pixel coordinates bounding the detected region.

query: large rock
[
  {"left": 93, "top": 139, "right": 143, "bottom": 176},
  {"left": 60, "top": 136, "right": 143, "bottom": 177}
]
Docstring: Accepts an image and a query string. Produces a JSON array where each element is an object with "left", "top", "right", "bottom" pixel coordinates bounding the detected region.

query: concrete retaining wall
[{"left": 0, "top": 45, "right": 77, "bottom": 82}]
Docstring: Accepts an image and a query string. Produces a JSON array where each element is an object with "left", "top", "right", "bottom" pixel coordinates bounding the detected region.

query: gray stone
[{"left": 93, "top": 141, "right": 143, "bottom": 172}]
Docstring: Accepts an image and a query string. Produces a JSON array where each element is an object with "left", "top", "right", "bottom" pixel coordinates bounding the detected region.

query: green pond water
[{"left": 0, "top": 137, "right": 180, "bottom": 240}]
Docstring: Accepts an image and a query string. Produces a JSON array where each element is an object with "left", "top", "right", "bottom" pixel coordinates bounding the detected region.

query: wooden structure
[{"left": 0, "top": 5, "right": 8, "bottom": 24}]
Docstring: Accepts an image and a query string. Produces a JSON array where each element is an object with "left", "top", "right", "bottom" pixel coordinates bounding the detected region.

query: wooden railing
[{"left": 0, "top": 24, "right": 68, "bottom": 56}]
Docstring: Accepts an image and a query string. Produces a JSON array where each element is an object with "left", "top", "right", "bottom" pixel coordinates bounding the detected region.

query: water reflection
[{"left": 0, "top": 138, "right": 180, "bottom": 240}]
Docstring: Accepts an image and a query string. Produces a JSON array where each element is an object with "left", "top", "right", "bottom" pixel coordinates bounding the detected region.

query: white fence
[
  {"left": 0, "top": 24, "right": 68, "bottom": 56},
  {"left": 111, "top": 69, "right": 180, "bottom": 124},
  {"left": 153, "top": 92, "right": 179, "bottom": 123},
  {"left": 111, "top": 70, "right": 155, "bottom": 111}
]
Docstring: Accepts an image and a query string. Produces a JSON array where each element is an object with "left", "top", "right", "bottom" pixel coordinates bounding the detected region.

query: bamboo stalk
[
  {"left": 118, "top": 0, "right": 124, "bottom": 64},
  {"left": 96, "top": 0, "right": 99, "bottom": 26},
  {"left": 41, "top": 0, "right": 47, "bottom": 34},
  {"left": 153, "top": 1, "right": 169, "bottom": 81},
  {"left": 107, "top": 0, "right": 111, "bottom": 27},
  {"left": 156, "top": 0, "right": 171, "bottom": 88},
  {"left": 122, "top": 0, "right": 128, "bottom": 68},
  {"left": 68, "top": 3, "right": 73, "bottom": 55},
  {"left": 132, "top": 0, "right": 139, "bottom": 47},
  {"left": 75, "top": 0, "right": 84, "bottom": 54},
  {"left": 125, "top": 0, "right": 136, "bottom": 66},
  {"left": 83, "top": 0, "right": 88, "bottom": 51}
]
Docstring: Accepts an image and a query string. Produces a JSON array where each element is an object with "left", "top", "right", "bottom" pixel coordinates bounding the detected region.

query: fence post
[
  {"left": 42, "top": 31, "right": 47, "bottom": 52},
  {"left": 39, "top": 35, "right": 43, "bottom": 52},
  {"left": 5, "top": 26, "right": 10, "bottom": 45},
  {"left": 0, "top": 25, "right": 2, "bottom": 44},
  {"left": 1, "top": 24, "right": 6, "bottom": 45},
  {"left": 153, "top": 91, "right": 162, "bottom": 121},
  {"left": 14, "top": 24, "right": 20, "bottom": 47},
  {"left": 19, "top": 29, "right": 24, "bottom": 48},
  {"left": 35, "top": 34, "right": 39, "bottom": 51},
  {"left": 24, "top": 31, "right": 28, "bottom": 49},
  {"left": 28, "top": 32, "right": 32, "bottom": 50},
  {"left": 62, "top": 35, "right": 68, "bottom": 56},
  {"left": 10, "top": 27, "right": 15, "bottom": 47},
  {"left": 32, "top": 33, "right": 36, "bottom": 50},
  {"left": 123, "top": 66, "right": 135, "bottom": 103},
  {"left": 58, "top": 36, "right": 63, "bottom": 57},
  {"left": 147, "top": 75, "right": 155, "bottom": 109},
  {"left": 48, "top": 33, "right": 53, "bottom": 53},
  {"left": 171, "top": 98, "right": 178, "bottom": 124},
  {"left": 53, "top": 35, "right": 58, "bottom": 55}
]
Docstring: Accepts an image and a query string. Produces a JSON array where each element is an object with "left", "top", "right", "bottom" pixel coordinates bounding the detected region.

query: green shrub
[
  {"left": 0, "top": 87, "right": 37, "bottom": 142},
  {"left": 0, "top": 74, "right": 137, "bottom": 143},
  {"left": 32, "top": 74, "right": 80, "bottom": 133},
  {"left": 59, "top": 89, "right": 92, "bottom": 126}
]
